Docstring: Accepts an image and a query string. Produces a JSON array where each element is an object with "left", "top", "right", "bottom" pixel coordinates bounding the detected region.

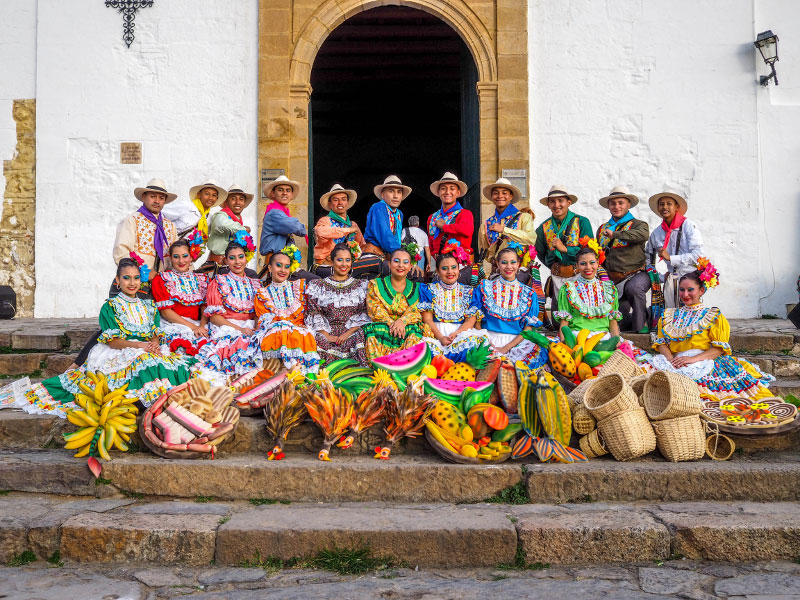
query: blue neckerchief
[
  {"left": 428, "top": 201, "right": 463, "bottom": 239},
  {"left": 606, "top": 211, "right": 635, "bottom": 228},
  {"left": 486, "top": 204, "right": 519, "bottom": 244}
]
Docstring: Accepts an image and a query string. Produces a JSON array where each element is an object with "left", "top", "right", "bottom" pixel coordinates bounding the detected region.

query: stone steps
[
  {"left": 3, "top": 449, "right": 800, "bottom": 504},
  {"left": 2, "top": 493, "right": 799, "bottom": 567}
]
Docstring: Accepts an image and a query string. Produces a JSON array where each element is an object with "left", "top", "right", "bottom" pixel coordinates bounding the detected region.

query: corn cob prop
[
  {"left": 511, "top": 364, "right": 587, "bottom": 463},
  {"left": 376, "top": 376, "right": 437, "bottom": 460},
  {"left": 63, "top": 372, "right": 138, "bottom": 467},
  {"left": 263, "top": 380, "right": 308, "bottom": 460},
  {"left": 522, "top": 329, "right": 619, "bottom": 383},
  {"left": 302, "top": 378, "right": 355, "bottom": 461}
]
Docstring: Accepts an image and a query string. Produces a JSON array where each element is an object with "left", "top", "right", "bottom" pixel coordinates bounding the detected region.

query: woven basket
[
  {"left": 568, "top": 378, "right": 595, "bottom": 405},
  {"left": 572, "top": 403, "right": 596, "bottom": 435},
  {"left": 579, "top": 429, "right": 608, "bottom": 458},
  {"left": 652, "top": 415, "right": 705, "bottom": 462},
  {"left": 598, "top": 407, "right": 656, "bottom": 461},
  {"left": 642, "top": 371, "right": 702, "bottom": 421},
  {"left": 583, "top": 373, "right": 639, "bottom": 422},
  {"left": 597, "top": 349, "right": 641, "bottom": 381},
  {"left": 706, "top": 432, "right": 735, "bottom": 460}
]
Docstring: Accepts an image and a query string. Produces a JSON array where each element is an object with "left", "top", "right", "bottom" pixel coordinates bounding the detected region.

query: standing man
[
  {"left": 597, "top": 186, "right": 651, "bottom": 333},
  {"left": 534, "top": 185, "right": 593, "bottom": 323},
  {"left": 402, "top": 215, "right": 430, "bottom": 275},
  {"left": 260, "top": 175, "right": 317, "bottom": 281},
  {"left": 427, "top": 172, "right": 474, "bottom": 260},
  {"left": 645, "top": 189, "right": 704, "bottom": 308}
]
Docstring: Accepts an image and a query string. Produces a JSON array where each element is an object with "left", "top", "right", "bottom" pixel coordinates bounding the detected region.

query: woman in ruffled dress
[
  {"left": 364, "top": 248, "right": 431, "bottom": 360},
  {"left": 420, "top": 250, "right": 490, "bottom": 360},
  {"left": 24, "top": 258, "right": 193, "bottom": 414},
  {"left": 254, "top": 251, "right": 321, "bottom": 374},
  {"left": 150, "top": 240, "right": 209, "bottom": 355},
  {"left": 649, "top": 269, "right": 773, "bottom": 401},
  {"left": 193, "top": 241, "right": 263, "bottom": 379},
  {"left": 474, "top": 248, "right": 545, "bottom": 365},
  {"left": 305, "top": 243, "right": 371, "bottom": 366}
]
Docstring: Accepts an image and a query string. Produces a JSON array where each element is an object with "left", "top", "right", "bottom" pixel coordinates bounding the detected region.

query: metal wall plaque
[
  {"left": 261, "top": 168, "right": 286, "bottom": 198},
  {"left": 501, "top": 169, "right": 527, "bottom": 198},
  {"left": 120, "top": 142, "right": 142, "bottom": 164}
]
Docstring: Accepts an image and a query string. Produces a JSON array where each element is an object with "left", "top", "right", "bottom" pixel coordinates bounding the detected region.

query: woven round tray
[
  {"left": 583, "top": 373, "right": 639, "bottom": 422},
  {"left": 642, "top": 371, "right": 702, "bottom": 421},
  {"left": 424, "top": 429, "right": 511, "bottom": 465}
]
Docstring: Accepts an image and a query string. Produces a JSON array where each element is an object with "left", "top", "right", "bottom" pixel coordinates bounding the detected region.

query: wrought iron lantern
[{"left": 754, "top": 30, "right": 779, "bottom": 86}]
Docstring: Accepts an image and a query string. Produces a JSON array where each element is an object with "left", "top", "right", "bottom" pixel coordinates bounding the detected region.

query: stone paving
[{"left": 2, "top": 560, "right": 800, "bottom": 599}]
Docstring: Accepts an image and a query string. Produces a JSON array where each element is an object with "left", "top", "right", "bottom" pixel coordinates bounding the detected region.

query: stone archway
[{"left": 257, "top": 0, "right": 528, "bottom": 253}]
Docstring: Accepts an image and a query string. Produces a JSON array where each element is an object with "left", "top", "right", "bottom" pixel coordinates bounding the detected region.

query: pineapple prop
[
  {"left": 375, "top": 377, "right": 438, "bottom": 460},
  {"left": 263, "top": 381, "right": 308, "bottom": 460},
  {"left": 303, "top": 383, "right": 355, "bottom": 461},
  {"left": 441, "top": 342, "right": 490, "bottom": 381}
]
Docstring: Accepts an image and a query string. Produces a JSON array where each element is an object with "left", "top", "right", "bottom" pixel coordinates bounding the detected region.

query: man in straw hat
[
  {"left": 162, "top": 179, "right": 227, "bottom": 238},
  {"left": 204, "top": 184, "right": 257, "bottom": 276},
  {"left": 534, "top": 185, "right": 593, "bottom": 325},
  {"left": 478, "top": 177, "right": 537, "bottom": 276},
  {"left": 645, "top": 188, "right": 704, "bottom": 308},
  {"left": 312, "top": 183, "right": 364, "bottom": 278},
  {"left": 358, "top": 175, "right": 422, "bottom": 280},
  {"left": 260, "top": 174, "right": 318, "bottom": 281},
  {"left": 597, "top": 185, "right": 651, "bottom": 333},
  {"left": 426, "top": 172, "right": 474, "bottom": 261}
]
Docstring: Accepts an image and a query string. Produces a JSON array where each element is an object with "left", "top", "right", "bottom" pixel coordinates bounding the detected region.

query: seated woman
[
  {"left": 305, "top": 243, "right": 371, "bottom": 367},
  {"left": 474, "top": 248, "right": 545, "bottom": 366},
  {"left": 150, "top": 240, "right": 210, "bottom": 355},
  {"left": 420, "top": 250, "right": 490, "bottom": 360},
  {"left": 193, "top": 242, "right": 263, "bottom": 379},
  {"left": 649, "top": 269, "right": 773, "bottom": 401},
  {"left": 254, "top": 251, "right": 320, "bottom": 374},
  {"left": 24, "top": 259, "right": 193, "bottom": 414},
  {"left": 364, "top": 248, "right": 431, "bottom": 360},
  {"left": 555, "top": 243, "right": 622, "bottom": 342}
]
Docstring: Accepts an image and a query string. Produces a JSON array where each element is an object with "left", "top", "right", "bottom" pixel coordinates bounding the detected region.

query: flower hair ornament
[
  {"left": 402, "top": 241, "right": 422, "bottom": 266},
  {"left": 695, "top": 257, "right": 719, "bottom": 289},
  {"left": 347, "top": 239, "right": 362, "bottom": 261},
  {"left": 440, "top": 238, "right": 470, "bottom": 266},
  {"left": 280, "top": 243, "right": 302, "bottom": 274},
  {"left": 578, "top": 236, "right": 606, "bottom": 265},
  {"left": 186, "top": 228, "right": 206, "bottom": 261},
  {"left": 128, "top": 252, "right": 150, "bottom": 283},
  {"left": 233, "top": 229, "right": 257, "bottom": 262}
]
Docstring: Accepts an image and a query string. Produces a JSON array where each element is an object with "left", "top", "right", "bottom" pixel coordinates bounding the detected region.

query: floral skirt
[
  {"left": 260, "top": 321, "right": 320, "bottom": 375},
  {"left": 649, "top": 349, "right": 774, "bottom": 401},
  {"left": 192, "top": 320, "right": 264, "bottom": 384},
  {"left": 363, "top": 322, "right": 426, "bottom": 361},
  {"left": 486, "top": 331, "right": 548, "bottom": 368},
  {"left": 315, "top": 328, "right": 368, "bottom": 367},
  {"left": 161, "top": 318, "right": 209, "bottom": 356},
  {"left": 24, "top": 343, "right": 193, "bottom": 415},
  {"left": 424, "top": 322, "right": 492, "bottom": 362}
]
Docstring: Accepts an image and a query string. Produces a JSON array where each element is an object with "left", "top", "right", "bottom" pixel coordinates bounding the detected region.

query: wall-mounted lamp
[{"left": 754, "top": 30, "right": 779, "bottom": 86}]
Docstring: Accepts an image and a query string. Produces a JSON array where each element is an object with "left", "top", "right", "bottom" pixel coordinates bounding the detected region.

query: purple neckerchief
[{"left": 137, "top": 206, "right": 168, "bottom": 261}]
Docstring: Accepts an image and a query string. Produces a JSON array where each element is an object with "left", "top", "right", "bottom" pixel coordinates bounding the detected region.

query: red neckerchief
[
  {"left": 222, "top": 206, "right": 243, "bottom": 225},
  {"left": 660, "top": 213, "right": 686, "bottom": 253},
  {"left": 265, "top": 201, "right": 290, "bottom": 217}
]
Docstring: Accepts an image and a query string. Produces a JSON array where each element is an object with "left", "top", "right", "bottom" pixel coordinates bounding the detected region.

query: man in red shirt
[{"left": 426, "top": 172, "right": 474, "bottom": 272}]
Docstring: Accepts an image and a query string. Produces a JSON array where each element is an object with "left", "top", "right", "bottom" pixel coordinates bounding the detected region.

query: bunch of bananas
[{"left": 63, "top": 372, "right": 138, "bottom": 460}]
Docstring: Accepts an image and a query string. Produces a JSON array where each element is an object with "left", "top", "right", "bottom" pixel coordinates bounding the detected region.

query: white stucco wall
[
  {"left": 528, "top": 0, "right": 766, "bottom": 317},
  {"left": 0, "top": 0, "right": 37, "bottom": 222},
  {"left": 33, "top": 0, "right": 259, "bottom": 317},
  {"left": 755, "top": 0, "right": 800, "bottom": 317}
]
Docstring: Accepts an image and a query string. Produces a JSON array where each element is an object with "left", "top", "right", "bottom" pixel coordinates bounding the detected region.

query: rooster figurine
[
  {"left": 263, "top": 381, "right": 307, "bottom": 460},
  {"left": 303, "top": 381, "right": 355, "bottom": 461},
  {"left": 375, "top": 376, "right": 437, "bottom": 460},
  {"left": 337, "top": 372, "right": 394, "bottom": 450}
]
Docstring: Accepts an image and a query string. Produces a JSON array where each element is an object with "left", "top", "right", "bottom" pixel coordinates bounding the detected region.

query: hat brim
[
  {"left": 539, "top": 193, "right": 577, "bottom": 207},
  {"left": 599, "top": 194, "right": 639, "bottom": 209},
  {"left": 648, "top": 193, "right": 687, "bottom": 216},
  {"left": 189, "top": 183, "right": 228, "bottom": 208},
  {"left": 134, "top": 188, "right": 178, "bottom": 204},
  {"left": 226, "top": 190, "right": 255, "bottom": 209},
  {"left": 320, "top": 189, "right": 357, "bottom": 212},
  {"left": 263, "top": 179, "right": 301, "bottom": 199},
  {"left": 374, "top": 184, "right": 412, "bottom": 200},
  {"left": 430, "top": 179, "right": 468, "bottom": 198},
  {"left": 482, "top": 182, "right": 521, "bottom": 204}
]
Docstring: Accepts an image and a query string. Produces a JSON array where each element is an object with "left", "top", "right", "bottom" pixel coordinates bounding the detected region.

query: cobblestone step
[
  {"left": 2, "top": 494, "right": 799, "bottom": 567},
  {"left": 0, "top": 318, "right": 96, "bottom": 351},
  {"left": 2, "top": 449, "right": 800, "bottom": 505},
  {"left": 740, "top": 354, "right": 800, "bottom": 378},
  {"left": 0, "top": 352, "right": 77, "bottom": 377}
]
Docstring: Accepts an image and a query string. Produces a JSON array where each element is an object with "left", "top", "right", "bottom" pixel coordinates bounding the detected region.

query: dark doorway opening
[{"left": 309, "top": 6, "right": 480, "bottom": 245}]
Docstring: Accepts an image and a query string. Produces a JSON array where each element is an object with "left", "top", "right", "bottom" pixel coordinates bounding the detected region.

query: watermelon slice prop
[
  {"left": 423, "top": 378, "right": 493, "bottom": 407},
  {"left": 371, "top": 342, "right": 431, "bottom": 380}
]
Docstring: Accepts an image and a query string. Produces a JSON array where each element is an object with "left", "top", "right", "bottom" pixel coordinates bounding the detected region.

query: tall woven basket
[
  {"left": 579, "top": 428, "right": 608, "bottom": 458},
  {"left": 598, "top": 407, "right": 656, "bottom": 461},
  {"left": 583, "top": 373, "right": 639, "bottom": 422},
  {"left": 572, "top": 403, "right": 596, "bottom": 435},
  {"left": 652, "top": 414, "right": 705, "bottom": 462},
  {"left": 629, "top": 374, "right": 649, "bottom": 406},
  {"left": 568, "top": 378, "right": 595, "bottom": 405},
  {"left": 597, "top": 349, "right": 641, "bottom": 380},
  {"left": 642, "top": 371, "right": 702, "bottom": 421}
]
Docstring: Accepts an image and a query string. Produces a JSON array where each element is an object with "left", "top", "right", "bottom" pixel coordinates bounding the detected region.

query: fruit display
[
  {"left": 423, "top": 378, "right": 493, "bottom": 407},
  {"left": 263, "top": 381, "right": 307, "bottom": 460},
  {"left": 64, "top": 372, "right": 138, "bottom": 461},
  {"left": 523, "top": 329, "right": 619, "bottom": 384},
  {"left": 440, "top": 342, "right": 490, "bottom": 380},
  {"left": 511, "top": 365, "right": 587, "bottom": 463},
  {"left": 424, "top": 399, "right": 513, "bottom": 463},
  {"left": 141, "top": 378, "right": 240, "bottom": 459},
  {"left": 376, "top": 377, "right": 438, "bottom": 460},
  {"left": 371, "top": 341, "right": 431, "bottom": 380}
]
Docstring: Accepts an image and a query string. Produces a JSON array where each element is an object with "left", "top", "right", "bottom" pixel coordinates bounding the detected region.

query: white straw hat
[{"left": 134, "top": 179, "right": 177, "bottom": 204}]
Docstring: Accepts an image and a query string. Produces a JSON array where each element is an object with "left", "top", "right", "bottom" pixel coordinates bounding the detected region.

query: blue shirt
[
  {"left": 259, "top": 210, "right": 307, "bottom": 255},
  {"left": 364, "top": 201, "right": 403, "bottom": 253}
]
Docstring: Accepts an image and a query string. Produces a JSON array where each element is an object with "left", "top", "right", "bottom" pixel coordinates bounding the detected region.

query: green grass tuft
[
  {"left": 0, "top": 490, "right": 10, "bottom": 496},
  {"left": 484, "top": 481, "right": 529, "bottom": 505},
  {"left": 194, "top": 495, "right": 213, "bottom": 503},
  {"left": 46, "top": 550, "right": 63, "bottom": 567},
  {"left": 120, "top": 489, "right": 143, "bottom": 500},
  {"left": 761, "top": 314, "right": 780, "bottom": 319},
  {"left": 309, "top": 545, "right": 396, "bottom": 575},
  {"left": 249, "top": 498, "right": 278, "bottom": 506},
  {"left": 218, "top": 516, "right": 230, "bottom": 525},
  {"left": 95, "top": 477, "right": 112, "bottom": 486},
  {"left": 496, "top": 545, "right": 549, "bottom": 571},
  {"left": 7, "top": 550, "right": 36, "bottom": 566}
]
